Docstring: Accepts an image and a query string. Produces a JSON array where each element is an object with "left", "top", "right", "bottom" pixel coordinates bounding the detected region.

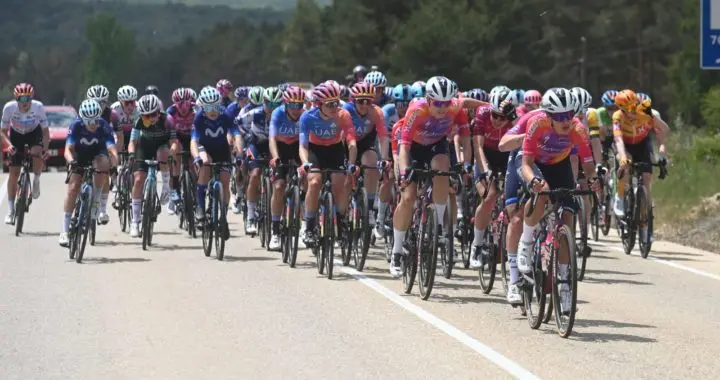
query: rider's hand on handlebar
[
  {"left": 530, "top": 177, "right": 545, "bottom": 193},
  {"left": 269, "top": 158, "right": 279, "bottom": 168}
]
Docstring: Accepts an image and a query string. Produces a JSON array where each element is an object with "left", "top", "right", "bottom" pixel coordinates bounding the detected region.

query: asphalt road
[{"left": 1, "top": 173, "right": 718, "bottom": 379}]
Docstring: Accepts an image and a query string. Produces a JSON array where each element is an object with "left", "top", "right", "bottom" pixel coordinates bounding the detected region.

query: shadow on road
[
  {"left": 20, "top": 231, "right": 56, "bottom": 237},
  {"left": 582, "top": 278, "right": 653, "bottom": 286},
  {"left": 153, "top": 231, "right": 181, "bottom": 236},
  {"left": 585, "top": 269, "right": 641, "bottom": 276},
  {"left": 592, "top": 255, "right": 619, "bottom": 260},
  {"left": 429, "top": 292, "right": 507, "bottom": 305},
  {"left": 222, "top": 255, "right": 275, "bottom": 262},
  {"left": 153, "top": 244, "right": 202, "bottom": 251},
  {"left": 95, "top": 241, "right": 141, "bottom": 247},
  {"left": 651, "top": 250, "right": 704, "bottom": 257},
  {"left": 572, "top": 331, "right": 658, "bottom": 343},
  {"left": 575, "top": 319, "right": 655, "bottom": 329},
  {"left": 646, "top": 255, "right": 706, "bottom": 263},
  {"left": 80, "top": 257, "right": 151, "bottom": 264}
]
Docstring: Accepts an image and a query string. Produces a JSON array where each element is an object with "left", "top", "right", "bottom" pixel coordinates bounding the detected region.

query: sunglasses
[
  {"left": 201, "top": 104, "right": 222, "bottom": 113},
  {"left": 323, "top": 101, "right": 340, "bottom": 109},
  {"left": 355, "top": 98, "right": 373, "bottom": 105},
  {"left": 430, "top": 100, "right": 452, "bottom": 108},
  {"left": 264, "top": 101, "right": 282, "bottom": 109},
  {"left": 16, "top": 95, "right": 31, "bottom": 103},
  {"left": 121, "top": 100, "right": 135, "bottom": 107},
  {"left": 491, "top": 112, "right": 507, "bottom": 120},
  {"left": 286, "top": 102, "right": 304, "bottom": 110},
  {"left": 549, "top": 111, "right": 574, "bottom": 122},
  {"left": 141, "top": 111, "right": 160, "bottom": 119},
  {"left": 82, "top": 117, "right": 101, "bottom": 125},
  {"left": 395, "top": 101, "right": 409, "bottom": 108}
]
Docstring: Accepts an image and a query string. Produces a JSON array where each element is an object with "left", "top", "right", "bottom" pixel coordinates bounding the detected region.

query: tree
[{"left": 81, "top": 13, "right": 138, "bottom": 94}]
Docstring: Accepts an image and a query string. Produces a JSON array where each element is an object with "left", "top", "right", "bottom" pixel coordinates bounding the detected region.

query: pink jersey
[
  {"left": 472, "top": 105, "right": 512, "bottom": 150},
  {"left": 167, "top": 107, "right": 195, "bottom": 135},
  {"left": 400, "top": 98, "right": 469, "bottom": 146},
  {"left": 515, "top": 104, "right": 530, "bottom": 118},
  {"left": 522, "top": 113, "right": 592, "bottom": 165},
  {"left": 506, "top": 108, "right": 544, "bottom": 136}
]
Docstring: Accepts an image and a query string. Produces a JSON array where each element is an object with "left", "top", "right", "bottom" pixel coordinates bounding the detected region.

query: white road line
[
  {"left": 337, "top": 261, "right": 540, "bottom": 380},
  {"left": 0, "top": 176, "right": 8, "bottom": 209},
  {"left": 591, "top": 241, "right": 720, "bottom": 282}
]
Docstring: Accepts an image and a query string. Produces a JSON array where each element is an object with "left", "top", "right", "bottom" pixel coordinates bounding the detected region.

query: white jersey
[
  {"left": 110, "top": 101, "right": 139, "bottom": 132},
  {"left": 1, "top": 100, "right": 48, "bottom": 134}
]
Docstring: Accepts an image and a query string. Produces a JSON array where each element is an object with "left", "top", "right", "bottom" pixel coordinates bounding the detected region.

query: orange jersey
[{"left": 612, "top": 110, "right": 654, "bottom": 145}]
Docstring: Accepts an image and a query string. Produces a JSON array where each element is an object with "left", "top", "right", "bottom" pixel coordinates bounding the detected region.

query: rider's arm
[
  {"left": 520, "top": 121, "right": 542, "bottom": 182},
  {"left": 339, "top": 111, "right": 358, "bottom": 165},
  {"left": 64, "top": 123, "right": 77, "bottom": 162},
  {"left": 374, "top": 106, "right": 389, "bottom": 161},
  {"left": 460, "top": 98, "right": 489, "bottom": 109},
  {"left": 612, "top": 122, "right": 628, "bottom": 162},
  {"left": 473, "top": 136, "right": 490, "bottom": 172},
  {"left": 652, "top": 114, "right": 669, "bottom": 146},
  {"left": 36, "top": 104, "right": 49, "bottom": 152},
  {"left": 298, "top": 115, "right": 310, "bottom": 164},
  {"left": 165, "top": 115, "right": 179, "bottom": 153},
  {"left": 190, "top": 127, "right": 201, "bottom": 158},
  {"left": 398, "top": 109, "right": 420, "bottom": 173}
]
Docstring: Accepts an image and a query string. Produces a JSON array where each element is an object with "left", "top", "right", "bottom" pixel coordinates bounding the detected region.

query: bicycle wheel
[
  {"left": 258, "top": 178, "right": 267, "bottom": 246},
  {"left": 523, "top": 233, "right": 546, "bottom": 329},
  {"left": 68, "top": 198, "right": 83, "bottom": 260},
  {"left": 14, "top": 172, "right": 29, "bottom": 236},
  {"left": 202, "top": 190, "right": 213, "bottom": 257},
  {"left": 499, "top": 220, "right": 510, "bottom": 296},
  {"left": 601, "top": 191, "right": 612, "bottom": 236},
  {"left": 323, "top": 192, "right": 335, "bottom": 279},
  {"left": 287, "top": 186, "right": 301, "bottom": 268},
  {"left": 478, "top": 229, "right": 497, "bottom": 294},
  {"left": 264, "top": 176, "right": 273, "bottom": 249},
  {"left": 621, "top": 190, "right": 636, "bottom": 255},
  {"left": 118, "top": 174, "right": 129, "bottom": 233},
  {"left": 403, "top": 227, "right": 419, "bottom": 294},
  {"left": 552, "top": 224, "right": 577, "bottom": 338},
  {"left": 459, "top": 192, "right": 472, "bottom": 269},
  {"left": 591, "top": 196, "right": 599, "bottom": 241},
  {"left": 341, "top": 194, "right": 354, "bottom": 266},
  {"left": 418, "top": 205, "right": 438, "bottom": 300},
  {"left": 215, "top": 186, "right": 227, "bottom": 260},
  {"left": 316, "top": 197, "right": 326, "bottom": 275},
  {"left": 77, "top": 193, "right": 93, "bottom": 263},
  {"left": 637, "top": 186, "right": 653, "bottom": 258},
  {"left": 89, "top": 221, "right": 96, "bottom": 246},
  {"left": 141, "top": 187, "right": 152, "bottom": 250},
  {"left": 354, "top": 187, "right": 370, "bottom": 271},
  {"left": 183, "top": 173, "right": 196, "bottom": 238},
  {"left": 576, "top": 197, "right": 589, "bottom": 281},
  {"left": 442, "top": 211, "right": 455, "bottom": 280}
]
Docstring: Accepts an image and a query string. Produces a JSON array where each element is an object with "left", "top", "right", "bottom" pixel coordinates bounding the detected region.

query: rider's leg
[{"left": 430, "top": 154, "right": 450, "bottom": 230}]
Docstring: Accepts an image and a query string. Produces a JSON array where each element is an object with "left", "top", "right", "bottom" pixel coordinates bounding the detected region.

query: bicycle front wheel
[
  {"left": 141, "top": 188, "right": 153, "bottom": 250},
  {"left": 523, "top": 233, "right": 546, "bottom": 330},
  {"left": 354, "top": 187, "right": 370, "bottom": 271},
  {"left": 418, "top": 206, "right": 438, "bottom": 300},
  {"left": 478, "top": 229, "right": 497, "bottom": 294},
  {"left": 637, "top": 186, "right": 653, "bottom": 258},
  {"left": 576, "top": 197, "right": 589, "bottom": 281},
  {"left": 215, "top": 186, "right": 227, "bottom": 260},
  {"left": 14, "top": 172, "right": 29, "bottom": 236},
  {"left": 287, "top": 186, "right": 301, "bottom": 268},
  {"left": 323, "top": 192, "right": 335, "bottom": 279},
  {"left": 552, "top": 224, "right": 578, "bottom": 338},
  {"left": 77, "top": 193, "right": 93, "bottom": 263},
  {"left": 621, "top": 190, "right": 636, "bottom": 255}
]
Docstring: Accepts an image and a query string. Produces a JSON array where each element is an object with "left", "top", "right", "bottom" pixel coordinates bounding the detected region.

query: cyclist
[
  {"left": 1, "top": 83, "right": 49, "bottom": 225},
  {"left": 59, "top": 100, "right": 119, "bottom": 246},
  {"left": 191, "top": 87, "right": 241, "bottom": 223},
  {"left": 469, "top": 90, "right": 516, "bottom": 270},
  {"left": 110, "top": 85, "right": 139, "bottom": 152},
  {"left": 86, "top": 85, "right": 116, "bottom": 225},
  {"left": 225, "top": 87, "right": 250, "bottom": 120},
  {"left": 390, "top": 76, "right": 473, "bottom": 277},
  {"left": 364, "top": 71, "right": 390, "bottom": 106},
  {"left": 344, "top": 82, "right": 390, "bottom": 228},
  {"left": 611, "top": 89, "right": 669, "bottom": 219},
  {"left": 352, "top": 65, "right": 369, "bottom": 84},
  {"left": 230, "top": 86, "right": 265, "bottom": 214},
  {"left": 267, "top": 86, "right": 305, "bottom": 251},
  {"left": 410, "top": 81, "right": 426, "bottom": 99},
  {"left": 517, "top": 88, "right": 600, "bottom": 313},
  {"left": 166, "top": 88, "right": 197, "bottom": 215},
  {"left": 216, "top": 79, "right": 234, "bottom": 107},
  {"left": 236, "top": 87, "right": 283, "bottom": 234},
  {"left": 339, "top": 85, "right": 350, "bottom": 103},
  {"left": 298, "top": 82, "right": 357, "bottom": 246},
  {"left": 127, "top": 94, "right": 178, "bottom": 238},
  {"left": 517, "top": 89, "right": 541, "bottom": 117},
  {"left": 587, "top": 90, "right": 618, "bottom": 160}
]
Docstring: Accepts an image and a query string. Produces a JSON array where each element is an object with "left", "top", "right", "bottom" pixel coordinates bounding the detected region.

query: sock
[
  {"left": 8, "top": 198, "right": 15, "bottom": 212},
  {"left": 93, "top": 187, "right": 102, "bottom": 210},
  {"left": 100, "top": 193, "right": 109, "bottom": 213},
  {"left": 247, "top": 201, "right": 257, "bottom": 221},
  {"left": 508, "top": 253, "right": 520, "bottom": 283},
  {"left": 377, "top": 202, "right": 388, "bottom": 223},
  {"left": 33, "top": 172, "right": 41, "bottom": 181},
  {"left": 132, "top": 199, "right": 142, "bottom": 223},
  {"left": 617, "top": 179, "right": 625, "bottom": 198},
  {"left": 521, "top": 222, "right": 535, "bottom": 243},
  {"left": 272, "top": 214, "right": 281, "bottom": 222},
  {"left": 161, "top": 171, "right": 170, "bottom": 189},
  {"left": 473, "top": 227, "right": 485, "bottom": 246},
  {"left": 434, "top": 203, "right": 447, "bottom": 229},
  {"left": 559, "top": 263, "right": 569, "bottom": 277},
  {"left": 62, "top": 212, "right": 72, "bottom": 233},
  {"left": 393, "top": 228, "right": 406, "bottom": 254},
  {"left": 367, "top": 193, "right": 376, "bottom": 209},
  {"left": 196, "top": 184, "right": 207, "bottom": 211}
]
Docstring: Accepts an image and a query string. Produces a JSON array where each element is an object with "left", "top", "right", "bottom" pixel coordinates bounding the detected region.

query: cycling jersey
[
  {"left": 166, "top": 105, "right": 195, "bottom": 136},
  {"left": 298, "top": 107, "right": 355, "bottom": 146},
  {"left": 110, "top": 102, "right": 140, "bottom": 133},
  {"left": 1, "top": 100, "right": 48, "bottom": 134},
  {"left": 375, "top": 93, "right": 391, "bottom": 107},
  {"left": 382, "top": 103, "right": 401, "bottom": 131},
  {"left": 612, "top": 110, "right": 654, "bottom": 145},
  {"left": 192, "top": 111, "right": 237, "bottom": 163},
  {"left": 399, "top": 98, "right": 469, "bottom": 146},
  {"left": 584, "top": 108, "right": 603, "bottom": 139},
  {"left": 473, "top": 105, "right": 512, "bottom": 150},
  {"left": 269, "top": 105, "right": 301, "bottom": 145},
  {"left": 236, "top": 106, "right": 270, "bottom": 144},
  {"left": 515, "top": 104, "right": 530, "bottom": 118},
  {"left": 506, "top": 109, "right": 544, "bottom": 136},
  {"left": 221, "top": 96, "right": 232, "bottom": 108},
  {"left": 238, "top": 103, "right": 257, "bottom": 120},
  {"left": 224, "top": 101, "right": 246, "bottom": 120},
  {"left": 523, "top": 113, "right": 592, "bottom": 165},
  {"left": 343, "top": 102, "right": 387, "bottom": 141},
  {"left": 590, "top": 107, "right": 612, "bottom": 128},
  {"left": 67, "top": 119, "right": 115, "bottom": 164},
  {"left": 391, "top": 118, "right": 405, "bottom": 156}
]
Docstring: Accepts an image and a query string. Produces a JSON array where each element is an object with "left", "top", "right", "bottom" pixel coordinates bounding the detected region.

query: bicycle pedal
[{"left": 581, "top": 245, "right": 592, "bottom": 257}]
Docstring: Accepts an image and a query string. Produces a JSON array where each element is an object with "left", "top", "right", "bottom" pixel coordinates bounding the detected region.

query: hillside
[{"left": 81, "top": 0, "right": 331, "bottom": 9}]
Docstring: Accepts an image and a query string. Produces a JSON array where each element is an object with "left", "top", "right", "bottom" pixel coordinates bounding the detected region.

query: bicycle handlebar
[{"left": 525, "top": 188, "right": 598, "bottom": 218}]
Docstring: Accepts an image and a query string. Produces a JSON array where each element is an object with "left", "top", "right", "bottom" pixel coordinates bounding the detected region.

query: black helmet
[
  {"left": 353, "top": 65, "right": 368, "bottom": 75},
  {"left": 145, "top": 85, "right": 159, "bottom": 95}
]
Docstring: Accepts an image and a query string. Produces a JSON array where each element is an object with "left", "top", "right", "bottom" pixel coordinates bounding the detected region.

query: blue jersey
[
  {"left": 221, "top": 96, "right": 232, "bottom": 108},
  {"left": 238, "top": 103, "right": 256, "bottom": 120},
  {"left": 375, "top": 93, "right": 391, "bottom": 107},
  {"left": 66, "top": 119, "right": 115, "bottom": 154},
  {"left": 224, "top": 101, "right": 244, "bottom": 120},
  {"left": 342, "top": 102, "right": 385, "bottom": 140},
  {"left": 298, "top": 107, "right": 354, "bottom": 147},
  {"left": 191, "top": 111, "right": 238, "bottom": 151},
  {"left": 382, "top": 103, "right": 400, "bottom": 131},
  {"left": 235, "top": 106, "right": 269, "bottom": 143},
  {"left": 269, "top": 105, "right": 300, "bottom": 144}
]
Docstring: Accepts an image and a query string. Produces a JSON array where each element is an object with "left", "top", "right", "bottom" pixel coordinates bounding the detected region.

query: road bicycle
[
  {"left": 308, "top": 168, "right": 347, "bottom": 280},
  {"left": 140, "top": 160, "right": 164, "bottom": 250},
  {"left": 9, "top": 145, "right": 42, "bottom": 236},
  {"left": 66, "top": 164, "right": 106, "bottom": 263},
  {"left": 112, "top": 152, "right": 132, "bottom": 233},
  {"left": 201, "top": 162, "right": 233, "bottom": 260}
]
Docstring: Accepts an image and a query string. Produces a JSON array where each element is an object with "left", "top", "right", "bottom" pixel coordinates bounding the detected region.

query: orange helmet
[
  {"left": 351, "top": 82, "right": 375, "bottom": 99},
  {"left": 14, "top": 83, "right": 34, "bottom": 98},
  {"left": 615, "top": 89, "right": 639, "bottom": 111}
]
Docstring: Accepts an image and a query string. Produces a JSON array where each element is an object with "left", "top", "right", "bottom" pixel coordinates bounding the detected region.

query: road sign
[{"left": 701, "top": 0, "right": 720, "bottom": 69}]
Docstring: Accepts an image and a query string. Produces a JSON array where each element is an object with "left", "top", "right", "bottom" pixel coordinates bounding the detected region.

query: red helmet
[
  {"left": 172, "top": 88, "right": 194, "bottom": 104},
  {"left": 313, "top": 83, "right": 340, "bottom": 103},
  {"left": 14, "top": 83, "right": 34, "bottom": 99},
  {"left": 282, "top": 86, "right": 306, "bottom": 103}
]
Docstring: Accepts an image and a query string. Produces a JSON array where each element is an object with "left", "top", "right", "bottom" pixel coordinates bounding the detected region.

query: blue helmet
[
  {"left": 234, "top": 86, "right": 250, "bottom": 99},
  {"left": 601, "top": 90, "right": 618, "bottom": 107},
  {"left": 467, "top": 88, "right": 489, "bottom": 102},
  {"left": 392, "top": 84, "right": 413, "bottom": 102},
  {"left": 410, "top": 83, "right": 425, "bottom": 98}
]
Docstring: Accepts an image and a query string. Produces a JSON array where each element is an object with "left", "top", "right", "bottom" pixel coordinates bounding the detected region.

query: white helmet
[
  {"left": 541, "top": 88, "right": 575, "bottom": 113},
  {"left": 87, "top": 85, "right": 110, "bottom": 102},
  {"left": 426, "top": 76, "right": 457, "bottom": 101},
  {"left": 198, "top": 87, "right": 222, "bottom": 106},
  {"left": 78, "top": 99, "right": 103, "bottom": 120},
  {"left": 490, "top": 85, "right": 511, "bottom": 95},
  {"left": 571, "top": 87, "right": 592, "bottom": 113},
  {"left": 137, "top": 94, "right": 161, "bottom": 115},
  {"left": 364, "top": 71, "right": 387, "bottom": 87},
  {"left": 188, "top": 88, "right": 198, "bottom": 102},
  {"left": 117, "top": 85, "right": 138, "bottom": 102},
  {"left": 507, "top": 90, "right": 522, "bottom": 106},
  {"left": 489, "top": 89, "right": 511, "bottom": 113}
]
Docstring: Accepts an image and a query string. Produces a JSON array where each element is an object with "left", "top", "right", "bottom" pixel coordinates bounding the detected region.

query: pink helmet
[
  {"left": 524, "top": 89, "right": 541, "bottom": 106},
  {"left": 216, "top": 79, "right": 233, "bottom": 95},
  {"left": 313, "top": 83, "right": 340, "bottom": 103},
  {"left": 172, "top": 88, "right": 194, "bottom": 104},
  {"left": 283, "top": 86, "right": 306, "bottom": 103}
]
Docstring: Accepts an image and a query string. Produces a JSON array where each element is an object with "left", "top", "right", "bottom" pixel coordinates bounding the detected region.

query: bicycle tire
[
  {"left": 418, "top": 205, "right": 438, "bottom": 300},
  {"left": 141, "top": 185, "right": 152, "bottom": 250},
  {"left": 264, "top": 176, "right": 273, "bottom": 249},
  {"left": 522, "top": 232, "right": 546, "bottom": 329},
  {"left": 355, "top": 187, "right": 370, "bottom": 271},
  {"left": 183, "top": 173, "right": 196, "bottom": 238},
  {"left": 281, "top": 188, "right": 291, "bottom": 264},
  {"left": 478, "top": 228, "right": 497, "bottom": 293},
  {"left": 316, "top": 197, "right": 326, "bottom": 275},
  {"left": 552, "top": 224, "right": 577, "bottom": 338},
  {"left": 637, "top": 186, "right": 653, "bottom": 258},
  {"left": 601, "top": 192, "right": 612, "bottom": 236},
  {"left": 341, "top": 195, "right": 353, "bottom": 267},
  {"left": 459, "top": 190, "right": 472, "bottom": 269},
  {"left": 499, "top": 221, "right": 509, "bottom": 296},
  {"left": 288, "top": 186, "right": 301, "bottom": 268},
  {"left": 323, "top": 192, "right": 335, "bottom": 280},
  {"left": 591, "top": 199, "right": 599, "bottom": 241},
  {"left": 14, "top": 172, "right": 28, "bottom": 236},
  {"left": 69, "top": 198, "right": 83, "bottom": 260},
  {"left": 89, "top": 221, "right": 96, "bottom": 246},
  {"left": 442, "top": 209, "right": 455, "bottom": 280},
  {"left": 403, "top": 228, "right": 419, "bottom": 294},
  {"left": 621, "top": 190, "right": 635, "bottom": 255},
  {"left": 202, "top": 186, "right": 213, "bottom": 257},
  {"left": 215, "top": 186, "right": 227, "bottom": 260},
  {"left": 576, "top": 197, "right": 589, "bottom": 282},
  {"left": 77, "top": 192, "right": 93, "bottom": 263}
]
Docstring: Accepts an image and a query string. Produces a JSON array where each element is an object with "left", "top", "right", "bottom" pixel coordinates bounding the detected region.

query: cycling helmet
[
  {"left": 364, "top": 71, "right": 387, "bottom": 87},
  {"left": 489, "top": 89, "right": 511, "bottom": 113},
  {"left": 14, "top": 83, "right": 35, "bottom": 98},
  {"left": 507, "top": 89, "right": 522, "bottom": 106},
  {"left": 234, "top": 86, "right": 250, "bottom": 99},
  {"left": 339, "top": 85, "right": 350, "bottom": 100},
  {"left": 523, "top": 90, "right": 542, "bottom": 106},
  {"left": 117, "top": 85, "right": 138, "bottom": 102},
  {"left": 137, "top": 94, "right": 161, "bottom": 115},
  {"left": 283, "top": 86, "right": 306, "bottom": 103},
  {"left": 171, "top": 88, "right": 194, "bottom": 104},
  {"left": 384, "top": 86, "right": 393, "bottom": 99},
  {"left": 306, "top": 89, "right": 315, "bottom": 103},
  {"left": 198, "top": 87, "right": 222, "bottom": 106},
  {"left": 410, "top": 83, "right": 425, "bottom": 98},
  {"left": 277, "top": 83, "right": 290, "bottom": 92},
  {"left": 187, "top": 88, "right": 197, "bottom": 102},
  {"left": 426, "top": 76, "right": 457, "bottom": 101},
  {"left": 490, "top": 85, "right": 511, "bottom": 95},
  {"left": 78, "top": 99, "right": 103, "bottom": 120},
  {"left": 601, "top": 90, "right": 618, "bottom": 107},
  {"left": 614, "top": 89, "right": 638, "bottom": 111},
  {"left": 248, "top": 86, "right": 265, "bottom": 105},
  {"left": 571, "top": 87, "right": 592, "bottom": 112},
  {"left": 637, "top": 92, "right": 651, "bottom": 103},
  {"left": 216, "top": 79, "right": 233, "bottom": 93},
  {"left": 353, "top": 65, "right": 368, "bottom": 76},
  {"left": 464, "top": 88, "right": 488, "bottom": 102},
  {"left": 144, "top": 85, "right": 159, "bottom": 96},
  {"left": 351, "top": 82, "right": 376, "bottom": 99},
  {"left": 323, "top": 80, "right": 341, "bottom": 88},
  {"left": 392, "top": 84, "right": 413, "bottom": 102},
  {"left": 313, "top": 83, "right": 340, "bottom": 103},
  {"left": 263, "top": 87, "right": 283, "bottom": 103},
  {"left": 541, "top": 88, "right": 574, "bottom": 113},
  {"left": 86, "top": 85, "right": 110, "bottom": 102}
]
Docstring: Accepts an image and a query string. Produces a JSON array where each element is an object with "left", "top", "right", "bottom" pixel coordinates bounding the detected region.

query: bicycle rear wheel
[
  {"left": 499, "top": 221, "right": 509, "bottom": 295},
  {"left": 478, "top": 229, "right": 497, "bottom": 293},
  {"left": 576, "top": 197, "right": 589, "bottom": 282},
  {"left": 323, "top": 193, "right": 335, "bottom": 279},
  {"left": 637, "top": 186, "right": 653, "bottom": 258},
  {"left": 402, "top": 228, "right": 418, "bottom": 294},
  {"left": 202, "top": 192, "right": 213, "bottom": 257},
  {"left": 354, "top": 187, "right": 370, "bottom": 271},
  {"left": 215, "top": 186, "right": 227, "bottom": 260},
  {"left": 141, "top": 188, "right": 153, "bottom": 250},
  {"left": 621, "top": 190, "right": 636, "bottom": 255},
  {"left": 14, "top": 172, "right": 29, "bottom": 236},
  {"left": 418, "top": 205, "right": 438, "bottom": 300},
  {"left": 287, "top": 186, "right": 301, "bottom": 268},
  {"left": 601, "top": 191, "right": 612, "bottom": 236},
  {"left": 77, "top": 194, "right": 93, "bottom": 263},
  {"left": 591, "top": 196, "right": 599, "bottom": 241},
  {"left": 552, "top": 224, "right": 577, "bottom": 338},
  {"left": 523, "top": 233, "right": 546, "bottom": 329},
  {"left": 89, "top": 221, "right": 96, "bottom": 246},
  {"left": 316, "top": 197, "right": 326, "bottom": 275}
]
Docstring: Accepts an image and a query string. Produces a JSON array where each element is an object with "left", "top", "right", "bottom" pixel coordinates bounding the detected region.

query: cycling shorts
[
  {"left": 177, "top": 133, "right": 192, "bottom": 153},
  {"left": 625, "top": 137, "right": 653, "bottom": 173},
  {"left": 75, "top": 149, "right": 108, "bottom": 168},
  {"left": 520, "top": 153, "right": 577, "bottom": 212},
  {"left": 133, "top": 140, "right": 169, "bottom": 172},
  {"left": 247, "top": 141, "right": 270, "bottom": 171},
  {"left": 308, "top": 142, "right": 346, "bottom": 170},
  {"left": 409, "top": 140, "right": 448, "bottom": 169},
  {"left": 346, "top": 129, "right": 378, "bottom": 164},
  {"left": 7, "top": 127, "right": 43, "bottom": 166},
  {"left": 276, "top": 141, "right": 300, "bottom": 179}
]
